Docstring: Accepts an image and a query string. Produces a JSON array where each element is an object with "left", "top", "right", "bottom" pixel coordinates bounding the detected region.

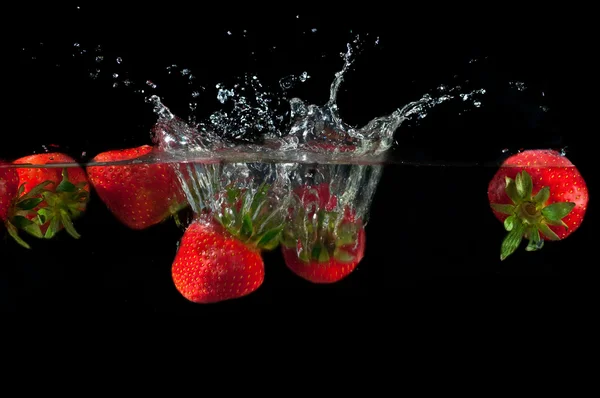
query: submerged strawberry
[
  {"left": 0, "top": 162, "right": 19, "bottom": 224},
  {"left": 86, "top": 145, "right": 188, "bottom": 230},
  {"left": 8, "top": 153, "right": 90, "bottom": 248},
  {"left": 171, "top": 215, "right": 265, "bottom": 304},
  {"left": 171, "top": 168, "right": 286, "bottom": 303},
  {"left": 488, "top": 149, "right": 589, "bottom": 260},
  {"left": 281, "top": 183, "right": 366, "bottom": 283}
]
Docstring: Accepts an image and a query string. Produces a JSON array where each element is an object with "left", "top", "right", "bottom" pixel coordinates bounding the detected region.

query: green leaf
[
  {"left": 298, "top": 248, "right": 310, "bottom": 262},
  {"left": 6, "top": 222, "right": 31, "bottom": 249},
  {"left": 525, "top": 228, "right": 543, "bottom": 251},
  {"left": 533, "top": 186, "right": 550, "bottom": 207},
  {"left": 10, "top": 215, "right": 33, "bottom": 228},
  {"left": 256, "top": 226, "right": 283, "bottom": 250},
  {"left": 311, "top": 245, "right": 330, "bottom": 262},
  {"left": 542, "top": 202, "right": 575, "bottom": 222},
  {"left": 516, "top": 171, "right": 533, "bottom": 200},
  {"left": 17, "top": 183, "right": 25, "bottom": 196},
  {"left": 44, "top": 217, "right": 61, "bottom": 239},
  {"left": 336, "top": 223, "right": 359, "bottom": 246},
  {"left": 500, "top": 219, "right": 526, "bottom": 260},
  {"left": 504, "top": 177, "right": 521, "bottom": 204},
  {"left": 226, "top": 187, "right": 239, "bottom": 205},
  {"left": 56, "top": 179, "right": 76, "bottom": 193},
  {"left": 240, "top": 213, "right": 253, "bottom": 240},
  {"left": 36, "top": 208, "right": 51, "bottom": 225},
  {"left": 504, "top": 215, "right": 516, "bottom": 231},
  {"left": 491, "top": 203, "right": 515, "bottom": 215},
  {"left": 60, "top": 210, "right": 81, "bottom": 239},
  {"left": 42, "top": 191, "right": 58, "bottom": 207},
  {"left": 539, "top": 223, "right": 560, "bottom": 241},
  {"left": 544, "top": 218, "right": 569, "bottom": 229},
  {"left": 333, "top": 248, "right": 355, "bottom": 263},
  {"left": 24, "top": 180, "right": 53, "bottom": 198},
  {"left": 17, "top": 197, "right": 44, "bottom": 211},
  {"left": 250, "top": 182, "right": 269, "bottom": 215}
]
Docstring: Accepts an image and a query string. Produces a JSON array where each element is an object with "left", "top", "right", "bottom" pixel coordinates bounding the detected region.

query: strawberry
[
  {"left": 8, "top": 153, "right": 90, "bottom": 248},
  {"left": 86, "top": 145, "right": 188, "bottom": 230},
  {"left": 171, "top": 215, "right": 265, "bottom": 304},
  {"left": 171, "top": 165, "right": 286, "bottom": 303},
  {"left": 0, "top": 162, "right": 19, "bottom": 223},
  {"left": 488, "top": 149, "right": 589, "bottom": 260},
  {"left": 281, "top": 183, "right": 366, "bottom": 283}
]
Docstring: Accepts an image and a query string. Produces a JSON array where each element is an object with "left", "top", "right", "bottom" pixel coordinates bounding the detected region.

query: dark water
[{"left": 2, "top": 6, "right": 593, "bottom": 313}]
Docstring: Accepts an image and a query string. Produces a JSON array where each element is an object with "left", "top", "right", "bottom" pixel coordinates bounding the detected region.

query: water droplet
[
  {"left": 502, "top": 148, "right": 509, "bottom": 153},
  {"left": 146, "top": 80, "right": 157, "bottom": 89},
  {"left": 296, "top": 14, "right": 300, "bottom": 18},
  {"left": 375, "top": 36, "right": 380, "bottom": 45},
  {"left": 473, "top": 101, "right": 482, "bottom": 107},
  {"left": 113, "top": 73, "right": 119, "bottom": 78},
  {"left": 95, "top": 56, "right": 103, "bottom": 62},
  {"left": 181, "top": 69, "right": 191, "bottom": 76},
  {"left": 560, "top": 147, "right": 568, "bottom": 156},
  {"left": 299, "top": 71, "right": 310, "bottom": 82},
  {"left": 540, "top": 105, "right": 549, "bottom": 112},
  {"left": 311, "top": 28, "right": 317, "bottom": 33},
  {"left": 217, "top": 88, "right": 234, "bottom": 104},
  {"left": 74, "top": 42, "right": 80, "bottom": 47},
  {"left": 191, "top": 91, "right": 200, "bottom": 98},
  {"left": 227, "top": 31, "right": 232, "bottom": 35},
  {"left": 116, "top": 57, "right": 122, "bottom": 64},
  {"left": 509, "top": 81, "right": 527, "bottom": 91}
]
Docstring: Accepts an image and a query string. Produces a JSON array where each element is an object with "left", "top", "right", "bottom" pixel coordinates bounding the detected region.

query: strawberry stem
[
  {"left": 492, "top": 170, "right": 576, "bottom": 260},
  {"left": 7, "top": 168, "right": 89, "bottom": 248}
]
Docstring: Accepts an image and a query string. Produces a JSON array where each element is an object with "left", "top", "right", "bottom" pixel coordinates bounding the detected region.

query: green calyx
[
  {"left": 213, "top": 181, "right": 284, "bottom": 251},
  {"left": 7, "top": 168, "right": 89, "bottom": 249},
  {"left": 491, "top": 170, "right": 575, "bottom": 261},
  {"left": 281, "top": 205, "right": 361, "bottom": 264}
]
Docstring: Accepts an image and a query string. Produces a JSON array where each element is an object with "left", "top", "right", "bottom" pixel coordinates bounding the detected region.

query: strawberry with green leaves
[
  {"left": 8, "top": 153, "right": 90, "bottom": 248},
  {"left": 87, "top": 145, "right": 188, "bottom": 230},
  {"left": 281, "top": 183, "right": 366, "bottom": 283},
  {"left": 171, "top": 176, "right": 285, "bottom": 304},
  {"left": 488, "top": 149, "right": 589, "bottom": 260}
]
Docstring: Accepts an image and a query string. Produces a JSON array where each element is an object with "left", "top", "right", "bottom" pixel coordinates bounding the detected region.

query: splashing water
[{"left": 147, "top": 37, "right": 488, "bottom": 166}]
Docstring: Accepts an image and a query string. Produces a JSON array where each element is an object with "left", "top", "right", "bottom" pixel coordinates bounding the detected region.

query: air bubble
[
  {"left": 116, "top": 57, "right": 122, "bottom": 64},
  {"left": 95, "top": 56, "right": 104, "bottom": 62},
  {"left": 279, "top": 75, "right": 296, "bottom": 90}
]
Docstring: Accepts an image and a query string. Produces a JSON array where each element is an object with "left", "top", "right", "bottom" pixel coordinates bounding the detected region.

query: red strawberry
[
  {"left": 0, "top": 162, "right": 19, "bottom": 223},
  {"left": 171, "top": 170, "right": 286, "bottom": 303},
  {"left": 487, "top": 149, "right": 589, "bottom": 260},
  {"left": 9, "top": 153, "right": 90, "bottom": 248},
  {"left": 171, "top": 215, "right": 265, "bottom": 304},
  {"left": 281, "top": 183, "right": 366, "bottom": 283},
  {"left": 86, "top": 145, "right": 188, "bottom": 230}
]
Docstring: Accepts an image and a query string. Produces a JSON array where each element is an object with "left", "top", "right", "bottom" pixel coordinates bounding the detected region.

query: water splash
[{"left": 149, "top": 36, "right": 488, "bottom": 164}]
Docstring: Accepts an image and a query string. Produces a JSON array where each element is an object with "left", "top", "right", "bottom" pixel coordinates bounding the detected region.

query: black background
[{"left": 1, "top": 5, "right": 593, "bottom": 313}]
